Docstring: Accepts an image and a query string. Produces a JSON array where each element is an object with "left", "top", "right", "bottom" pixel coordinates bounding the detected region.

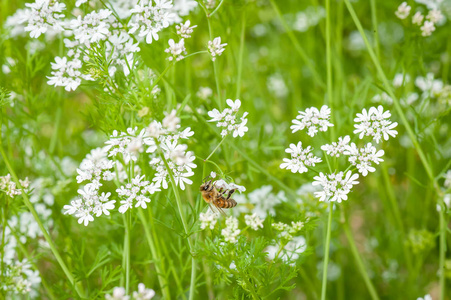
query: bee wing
[{"left": 210, "top": 202, "right": 227, "bottom": 217}]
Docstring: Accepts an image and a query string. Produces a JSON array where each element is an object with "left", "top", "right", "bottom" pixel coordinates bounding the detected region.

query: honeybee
[{"left": 200, "top": 179, "right": 237, "bottom": 215}]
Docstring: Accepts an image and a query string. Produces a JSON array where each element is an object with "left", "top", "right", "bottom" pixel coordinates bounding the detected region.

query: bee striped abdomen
[{"left": 215, "top": 197, "right": 237, "bottom": 208}]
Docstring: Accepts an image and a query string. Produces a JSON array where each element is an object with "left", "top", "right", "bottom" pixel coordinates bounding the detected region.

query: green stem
[
  {"left": 342, "top": 213, "right": 380, "bottom": 300},
  {"left": 439, "top": 197, "right": 446, "bottom": 300},
  {"left": 236, "top": 11, "right": 246, "bottom": 99},
  {"left": 369, "top": 0, "right": 380, "bottom": 62},
  {"left": 320, "top": 202, "right": 333, "bottom": 300},
  {"left": 0, "top": 146, "right": 84, "bottom": 298},
  {"left": 1, "top": 196, "right": 7, "bottom": 284},
  {"left": 138, "top": 209, "right": 171, "bottom": 299},
  {"left": 157, "top": 144, "right": 197, "bottom": 300},
  {"left": 208, "top": 0, "right": 225, "bottom": 17},
  {"left": 122, "top": 212, "right": 131, "bottom": 294},
  {"left": 325, "top": 0, "right": 336, "bottom": 140}
]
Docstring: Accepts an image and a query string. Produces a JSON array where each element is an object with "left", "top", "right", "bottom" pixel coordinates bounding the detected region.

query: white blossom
[
  {"left": 24, "top": 0, "right": 66, "bottom": 38},
  {"left": 312, "top": 171, "right": 359, "bottom": 203},
  {"left": 221, "top": 216, "right": 240, "bottom": 243},
  {"left": 208, "top": 99, "right": 249, "bottom": 138},
  {"left": 208, "top": 37, "right": 227, "bottom": 61},
  {"left": 290, "top": 105, "right": 334, "bottom": 137},
  {"left": 165, "top": 39, "right": 186, "bottom": 61},
  {"left": 199, "top": 209, "right": 219, "bottom": 230},
  {"left": 412, "top": 12, "right": 425, "bottom": 25},
  {"left": 280, "top": 142, "right": 322, "bottom": 174},
  {"left": 176, "top": 20, "right": 197, "bottom": 38},
  {"left": 395, "top": 2, "right": 411, "bottom": 19},
  {"left": 128, "top": 0, "right": 174, "bottom": 44},
  {"left": 133, "top": 283, "right": 156, "bottom": 300},
  {"left": 421, "top": 20, "right": 436, "bottom": 36},
  {"left": 427, "top": 9, "right": 444, "bottom": 23},
  {"left": 353, "top": 106, "right": 398, "bottom": 143},
  {"left": 244, "top": 213, "right": 264, "bottom": 230},
  {"left": 321, "top": 136, "right": 351, "bottom": 158},
  {"left": 343, "top": 143, "right": 384, "bottom": 176}
]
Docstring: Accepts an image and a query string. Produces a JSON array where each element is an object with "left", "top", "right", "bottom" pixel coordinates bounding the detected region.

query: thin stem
[
  {"left": 439, "top": 197, "right": 446, "bottom": 300},
  {"left": 369, "top": 0, "right": 380, "bottom": 62},
  {"left": 342, "top": 212, "right": 380, "bottom": 300},
  {"left": 138, "top": 209, "right": 171, "bottom": 299},
  {"left": 236, "top": 11, "right": 246, "bottom": 99},
  {"left": 1, "top": 196, "right": 7, "bottom": 284},
  {"left": 325, "top": 0, "right": 336, "bottom": 140},
  {"left": 208, "top": 0, "right": 225, "bottom": 17},
  {"left": 320, "top": 202, "right": 333, "bottom": 300},
  {"left": 0, "top": 146, "right": 84, "bottom": 298},
  {"left": 122, "top": 212, "right": 131, "bottom": 294},
  {"left": 157, "top": 144, "right": 197, "bottom": 300}
]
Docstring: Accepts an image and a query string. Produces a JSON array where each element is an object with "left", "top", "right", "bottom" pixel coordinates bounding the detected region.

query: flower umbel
[
  {"left": 280, "top": 142, "right": 322, "bottom": 174},
  {"left": 312, "top": 171, "right": 359, "bottom": 203},
  {"left": 290, "top": 105, "right": 334, "bottom": 137}
]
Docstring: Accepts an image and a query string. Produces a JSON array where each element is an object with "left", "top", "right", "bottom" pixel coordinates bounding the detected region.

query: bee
[{"left": 200, "top": 179, "right": 237, "bottom": 215}]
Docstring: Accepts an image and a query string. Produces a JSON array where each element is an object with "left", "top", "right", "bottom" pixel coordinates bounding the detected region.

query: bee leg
[
  {"left": 225, "top": 189, "right": 236, "bottom": 200},
  {"left": 208, "top": 181, "right": 216, "bottom": 192}
]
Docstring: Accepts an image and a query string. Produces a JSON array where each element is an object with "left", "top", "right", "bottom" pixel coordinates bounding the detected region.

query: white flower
[
  {"left": 280, "top": 142, "right": 322, "bottom": 174},
  {"left": 353, "top": 106, "right": 398, "bottom": 143},
  {"left": 24, "top": 0, "right": 66, "bottom": 38},
  {"left": 128, "top": 0, "right": 174, "bottom": 44},
  {"left": 343, "top": 143, "right": 384, "bottom": 176},
  {"left": 208, "top": 37, "right": 227, "bottom": 61},
  {"left": 176, "top": 20, "right": 197, "bottom": 38},
  {"left": 426, "top": 9, "right": 444, "bottom": 23},
  {"left": 208, "top": 99, "right": 249, "bottom": 138},
  {"left": 421, "top": 20, "right": 436, "bottom": 36},
  {"left": 235, "top": 185, "right": 285, "bottom": 218},
  {"left": 312, "top": 171, "right": 359, "bottom": 203},
  {"left": 165, "top": 39, "right": 186, "bottom": 61},
  {"left": 266, "top": 236, "right": 307, "bottom": 263},
  {"left": 244, "top": 213, "right": 264, "bottom": 230},
  {"left": 173, "top": 0, "right": 198, "bottom": 16},
  {"left": 133, "top": 283, "right": 155, "bottom": 300},
  {"left": 321, "top": 135, "right": 351, "bottom": 157},
  {"left": 199, "top": 209, "right": 219, "bottom": 230},
  {"left": 412, "top": 12, "right": 424, "bottom": 25},
  {"left": 290, "top": 105, "right": 334, "bottom": 137},
  {"left": 393, "top": 73, "right": 411, "bottom": 87},
  {"left": 221, "top": 216, "right": 240, "bottom": 243},
  {"left": 395, "top": 2, "right": 411, "bottom": 19},
  {"left": 196, "top": 86, "right": 213, "bottom": 100},
  {"left": 416, "top": 294, "right": 432, "bottom": 300},
  {"left": 105, "top": 287, "right": 129, "bottom": 300}
]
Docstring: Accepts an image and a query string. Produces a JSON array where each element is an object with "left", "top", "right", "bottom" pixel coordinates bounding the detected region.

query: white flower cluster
[
  {"left": 24, "top": 0, "right": 66, "bottom": 38},
  {"left": 290, "top": 105, "right": 334, "bottom": 137},
  {"left": 444, "top": 170, "right": 451, "bottom": 189},
  {"left": 272, "top": 221, "right": 304, "bottom": 241},
  {"left": 221, "top": 216, "right": 240, "bottom": 243},
  {"left": 353, "top": 105, "right": 398, "bottom": 143},
  {"left": 312, "top": 171, "right": 359, "bottom": 203},
  {"left": 165, "top": 19, "right": 196, "bottom": 61},
  {"left": 176, "top": 20, "right": 197, "bottom": 38},
  {"left": 280, "top": 142, "right": 322, "bottom": 174},
  {"left": 128, "top": 0, "right": 174, "bottom": 44},
  {"left": 343, "top": 143, "right": 385, "bottom": 176},
  {"left": 233, "top": 185, "right": 286, "bottom": 218},
  {"left": 396, "top": 1, "right": 446, "bottom": 37},
  {"left": 65, "top": 111, "right": 197, "bottom": 225},
  {"left": 265, "top": 236, "right": 307, "bottom": 264},
  {"left": 244, "top": 213, "right": 264, "bottom": 230},
  {"left": 117, "top": 175, "right": 161, "bottom": 213},
  {"left": 208, "top": 99, "right": 249, "bottom": 138},
  {"left": 105, "top": 283, "right": 155, "bottom": 300},
  {"left": 165, "top": 39, "right": 186, "bottom": 61},
  {"left": 199, "top": 209, "right": 220, "bottom": 230},
  {"left": 0, "top": 174, "right": 29, "bottom": 198},
  {"left": 208, "top": 37, "right": 227, "bottom": 61},
  {"left": 321, "top": 136, "right": 351, "bottom": 157},
  {"left": 1, "top": 259, "right": 41, "bottom": 297},
  {"left": 395, "top": 2, "right": 411, "bottom": 19}
]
